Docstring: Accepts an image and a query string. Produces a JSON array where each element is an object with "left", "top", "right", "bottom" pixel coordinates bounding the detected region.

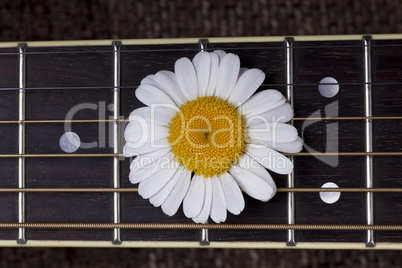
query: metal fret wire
[
  {"left": 364, "top": 36, "right": 375, "bottom": 247},
  {"left": 0, "top": 223, "right": 401, "bottom": 231},
  {"left": 0, "top": 38, "right": 400, "bottom": 241},
  {"left": 112, "top": 41, "right": 122, "bottom": 245},
  {"left": 198, "top": 38, "right": 210, "bottom": 246},
  {"left": 285, "top": 37, "right": 296, "bottom": 246},
  {"left": 17, "top": 43, "right": 26, "bottom": 244}
]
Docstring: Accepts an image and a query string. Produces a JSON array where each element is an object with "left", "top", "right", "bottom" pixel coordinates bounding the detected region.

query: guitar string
[
  {"left": 0, "top": 43, "right": 401, "bottom": 56},
  {"left": 0, "top": 116, "right": 401, "bottom": 124},
  {"left": 0, "top": 152, "right": 400, "bottom": 158},
  {"left": 0, "top": 222, "right": 401, "bottom": 231},
  {"left": 2, "top": 185, "right": 400, "bottom": 231},
  {"left": 0, "top": 187, "right": 401, "bottom": 193},
  {"left": 1, "top": 81, "right": 402, "bottom": 91}
]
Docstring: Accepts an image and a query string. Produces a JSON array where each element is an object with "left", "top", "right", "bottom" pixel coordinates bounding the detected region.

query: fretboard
[{"left": 0, "top": 35, "right": 401, "bottom": 249}]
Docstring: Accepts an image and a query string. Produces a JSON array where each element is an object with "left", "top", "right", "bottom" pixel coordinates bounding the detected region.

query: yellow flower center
[{"left": 168, "top": 96, "right": 247, "bottom": 178}]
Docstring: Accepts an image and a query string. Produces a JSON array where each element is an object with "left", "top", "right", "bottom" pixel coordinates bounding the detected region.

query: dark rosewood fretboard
[{"left": 0, "top": 36, "right": 401, "bottom": 249}]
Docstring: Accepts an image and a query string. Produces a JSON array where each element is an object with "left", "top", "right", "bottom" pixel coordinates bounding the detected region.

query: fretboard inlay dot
[
  {"left": 59, "top": 132, "right": 81, "bottom": 153},
  {"left": 318, "top": 77, "right": 339, "bottom": 98},
  {"left": 320, "top": 182, "right": 341, "bottom": 204}
]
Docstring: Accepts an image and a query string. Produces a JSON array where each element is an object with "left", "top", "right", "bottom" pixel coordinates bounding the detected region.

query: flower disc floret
[{"left": 168, "top": 96, "right": 247, "bottom": 177}]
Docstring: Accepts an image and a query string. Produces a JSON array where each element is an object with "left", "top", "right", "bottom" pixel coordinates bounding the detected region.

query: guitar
[{"left": 0, "top": 35, "right": 401, "bottom": 249}]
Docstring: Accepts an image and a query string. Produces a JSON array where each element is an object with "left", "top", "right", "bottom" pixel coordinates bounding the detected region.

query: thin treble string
[
  {"left": 0, "top": 187, "right": 401, "bottom": 192},
  {"left": 0, "top": 152, "right": 401, "bottom": 158},
  {"left": 0, "top": 43, "right": 401, "bottom": 56},
  {"left": 1, "top": 81, "right": 402, "bottom": 91},
  {"left": 0, "top": 116, "right": 401, "bottom": 124}
]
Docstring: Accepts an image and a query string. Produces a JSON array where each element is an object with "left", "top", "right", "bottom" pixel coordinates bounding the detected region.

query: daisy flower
[{"left": 124, "top": 50, "right": 303, "bottom": 223}]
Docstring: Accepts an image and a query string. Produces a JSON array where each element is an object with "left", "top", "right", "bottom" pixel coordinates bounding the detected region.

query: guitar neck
[{"left": 0, "top": 35, "right": 401, "bottom": 249}]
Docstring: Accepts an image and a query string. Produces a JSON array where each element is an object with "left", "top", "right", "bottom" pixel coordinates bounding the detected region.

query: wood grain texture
[{"left": 0, "top": 40, "right": 400, "bottom": 245}]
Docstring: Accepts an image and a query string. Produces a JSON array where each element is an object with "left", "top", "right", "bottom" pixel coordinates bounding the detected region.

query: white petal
[
  {"left": 247, "top": 122, "right": 298, "bottom": 143},
  {"left": 138, "top": 161, "right": 179, "bottom": 199},
  {"left": 128, "top": 107, "right": 175, "bottom": 127},
  {"left": 128, "top": 151, "right": 174, "bottom": 184},
  {"left": 229, "top": 164, "right": 275, "bottom": 202},
  {"left": 218, "top": 172, "right": 244, "bottom": 215},
  {"left": 238, "top": 154, "right": 276, "bottom": 196},
  {"left": 161, "top": 170, "right": 191, "bottom": 216},
  {"left": 245, "top": 103, "right": 294, "bottom": 126},
  {"left": 135, "top": 84, "right": 177, "bottom": 107},
  {"left": 206, "top": 52, "right": 219, "bottom": 96},
  {"left": 129, "top": 147, "right": 171, "bottom": 172},
  {"left": 210, "top": 176, "right": 227, "bottom": 223},
  {"left": 124, "top": 143, "right": 156, "bottom": 157},
  {"left": 246, "top": 145, "right": 294, "bottom": 174},
  {"left": 213, "top": 50, "right": 227, "bottom": 61},
  {"left": 192, "top": 177, "right": 212, "bottom": 224},
  {"left": 123, "top": 144, "right": 138, "bottom": 157},
  {"left": 125, "top": 136, "right": 169, "bottom": 151},
  {"left": 215, "top": 53, "right": 240, "bottom": 100},
  {"left": 238, "top": 67, "right": 249, "bottom": 77},
  {"left": 162, "top": 71, "right": 190, "bottom": 103},
  {"left": 183, "top": 175, "right": 205, "bottom": 218},
  {"left": 124, "top": 121, "right": 169, "bottom": 144},
  {"left": 193, "top": 52, "right": 211, "bottom": 97},
  {"left": 250, "top": 136, "right": 303, "bottom": 154},
  {"left": 140, "top": 74, "right": 163, "bottom": 89},
  {"left": 149, "top": 167, "right": 183, "bottom": 207},
  {"left": 240, "top": 90, "right": 286, "bottom": 117},
  {"left": 124, "top": 135, "right": 169, "bottom": 155},
  {"left": 154, "top": 71, "right": 186, "bottom": 106},
  {"left": 228, "top": 68, "right": 265, "bottom": 106},
  {"left": 175, "top": 57, "right": 198, "bottom": 100}
]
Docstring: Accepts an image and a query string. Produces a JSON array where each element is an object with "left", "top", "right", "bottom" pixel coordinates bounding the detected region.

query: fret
[
  {"left": 198, "top": 39, "right": 209, "bottom": 52},
  {"left": 24, "top": 45, "right": 114, "bottom": 242},
  {"left": 17, "top": 43, "right": 27, "bottom": 244},
  {"left": 119, "top": 43, "right": 204, "bottom": 244},
  {"left": 200, "top": 228, "right": 210, "bottom": 246},
  {"left": 112, "top": 41, "right": 122, "bottom": 244},
  {"left": 26, "top": 192, "right": 112, "bottom": 241},
  {"left": 25, "top": 46, "right": 113, "bottom": 121},
  {"left": 120, "top": 43, "right": 199, "bottom": 101},
  {"left": 25, "top": 124, "right": 112, "bottom": 155},
  {"left": 285, "top": 37, "right": 296, "bottom": 246},
  {"left": 25, "top": 153, "right": 113, "bottom": 241},
  {"left": 293, "top": 39, "right": 367, "bottom": 244},
  {"left": 371, "top": 38, "right": 402, "bottom": 244},
  {"left": 363, "top": 36, "right": 375, "bottom": 247},
  {"left": 198, "top": 38, "right": 210, "bottom": 246},
  {"left": 208, "top": 42, "right": 287, "bottom": 92},
  {"left": 295, "top": 159, "right": 366, "bottom": 243}
]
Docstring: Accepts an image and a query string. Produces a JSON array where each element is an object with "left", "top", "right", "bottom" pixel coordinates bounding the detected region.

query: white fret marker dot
[
  {"left": 318, "top": 77, "right": 339, "bottom": 98},
  {"left": 320, "top": 182, "right": 341, "bottom": 204},
  {"left": 59, "top": 132, "right": 81, "bottom": 153}
]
